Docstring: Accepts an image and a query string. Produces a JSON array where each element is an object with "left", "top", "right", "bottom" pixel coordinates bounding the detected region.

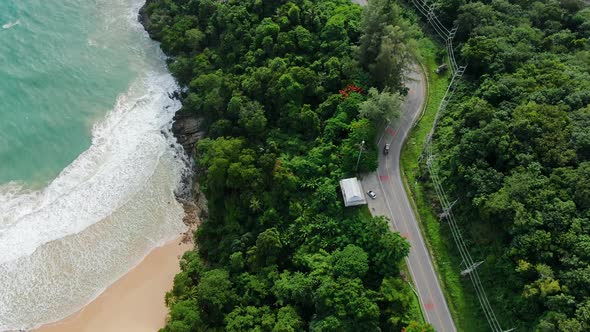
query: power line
[
  {"left": 426, "top": 148, "right": 504, "bottom": 331},
  {"left": 410, "top": 1, "right": 513, "bottom": 331}
]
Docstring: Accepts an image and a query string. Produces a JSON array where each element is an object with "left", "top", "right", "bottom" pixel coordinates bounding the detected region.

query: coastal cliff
[
  {"left": 137, "top": 0, "right": 153, "bottom": 32},
  {"left": 139, "top": 0, "right": 207, "bottom": 234},
  {"left": 140, "top": 0, "right": 205, "bottom": 155},
  {"left": 171, "top": 110, "right": 205, "bottom": 154}
]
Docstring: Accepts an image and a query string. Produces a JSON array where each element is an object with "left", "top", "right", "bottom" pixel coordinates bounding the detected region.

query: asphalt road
[{"left": 360, "top": 66, "right": 457, "bottom": 332}]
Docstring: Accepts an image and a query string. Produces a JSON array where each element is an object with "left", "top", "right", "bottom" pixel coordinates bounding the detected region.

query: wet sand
[{"left": 35, "top": 238, "right": 192, "bottom": 332}]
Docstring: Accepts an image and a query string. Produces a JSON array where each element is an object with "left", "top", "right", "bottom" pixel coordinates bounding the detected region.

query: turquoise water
[
  {"left": 0, "top": 0, "right": 134, "bottom": 184},
  {"left": 0, "top": 0, "right": 187, "bottom": 330}
]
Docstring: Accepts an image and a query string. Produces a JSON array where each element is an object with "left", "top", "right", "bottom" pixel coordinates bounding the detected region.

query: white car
[{"left": 367, "top": 190, "right": 377, "bottom": 199}]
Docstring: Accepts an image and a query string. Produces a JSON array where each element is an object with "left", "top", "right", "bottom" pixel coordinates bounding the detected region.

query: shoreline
[
  {"left": 34, "top": 237, "right": 192, "bottom": 332},
  {"left": 32, "top": 2, "right": 204, "bottom": 330}
]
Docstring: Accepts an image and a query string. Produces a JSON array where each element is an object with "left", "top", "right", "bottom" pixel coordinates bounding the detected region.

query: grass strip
[{"left": 400, "top": 36, "right": 487, "bottom": 332}]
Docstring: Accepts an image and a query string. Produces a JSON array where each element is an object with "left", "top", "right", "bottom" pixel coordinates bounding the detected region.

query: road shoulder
[{"left": 398, "top": 37, "right": 485, "bottom": 332}]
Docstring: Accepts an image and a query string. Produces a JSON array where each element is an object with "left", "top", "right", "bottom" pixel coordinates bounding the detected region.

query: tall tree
[
  {"left": 359, "top": 88, "right": 402, "bottom": 125},
  {"left": 359, "top": 0, "right": 416, "bottom": 89}
]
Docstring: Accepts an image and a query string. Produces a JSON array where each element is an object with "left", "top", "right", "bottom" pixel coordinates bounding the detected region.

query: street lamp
[{"left": 355, "top": 140, "right": 365, "bottom": 173}]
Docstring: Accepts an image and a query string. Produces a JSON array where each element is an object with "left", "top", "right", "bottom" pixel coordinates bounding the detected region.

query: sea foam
[
  {"left": 2, "top": 20, "right": 20, "bottom": 29},
  {"left": 0, "top": 71, "right": 188, "bottom": 330}
]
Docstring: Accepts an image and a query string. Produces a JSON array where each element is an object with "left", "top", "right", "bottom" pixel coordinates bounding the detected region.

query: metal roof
[{"left": 339, "top": 177, "right": 367, "bottom": 207}]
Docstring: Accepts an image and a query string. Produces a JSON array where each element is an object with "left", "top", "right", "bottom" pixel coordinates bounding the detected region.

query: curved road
[{"left": 360, "top": 66, "right": 456, "bottom": 332}]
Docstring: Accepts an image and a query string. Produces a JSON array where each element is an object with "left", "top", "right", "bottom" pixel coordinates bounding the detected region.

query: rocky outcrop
[
  {"left": 172, "top": 111, "right": 206, "bottom": 155},
  {"left": 139, "top": 0, "right": 206, "bottom": 156},
  {"left": 139, "top": 0, "right": 208, "bottom": 231},
  {"left": 179, "top": 200, "right": 201, "bottom": 244},
  {"left": 138, "top": 0, "right": 155, "bottom": 30}
]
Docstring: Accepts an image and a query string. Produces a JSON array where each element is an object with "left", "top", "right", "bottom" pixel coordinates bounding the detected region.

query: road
[
  {"left": 360, "top": 66, "right": 456, "bottom": 332},
  {"left": 350, "top": 0, "right": 455, "bottom": 330}
]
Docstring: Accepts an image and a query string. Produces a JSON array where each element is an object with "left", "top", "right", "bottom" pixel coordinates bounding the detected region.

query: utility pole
[
  {"left": 409, "top": 1, "right": 508, "bottom": 330},
  {"left": 355, "top": 140, "right": 365, "bottom": 172},
  {"left": 439, "top": 199, "right": 458, "bottom": 219},
  {"left": 461, "top": 261, "right": 484, "bottom": 276},
  {"left": 449, "top": 27, "right": 457, "bottom": 40}
]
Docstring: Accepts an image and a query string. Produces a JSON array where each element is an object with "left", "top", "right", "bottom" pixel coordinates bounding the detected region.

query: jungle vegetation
[
  {"left": 417, "top": 0, "right": 590, "bottom": 330},
  {"left": 143, "top": 0, "right": 433, "bottom": 331}
]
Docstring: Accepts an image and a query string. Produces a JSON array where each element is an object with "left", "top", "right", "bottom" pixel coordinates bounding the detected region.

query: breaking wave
[{"left": 0, "top": 72, "right": 188, "bottom": 330}]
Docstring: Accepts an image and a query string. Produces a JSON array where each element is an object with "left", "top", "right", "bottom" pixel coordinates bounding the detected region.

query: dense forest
[
  {"left": 143, "top": 0, "right": 434, "bottom": 331},
  {"left": 423, "top": 0, "right": 590, "bottom": 330}
]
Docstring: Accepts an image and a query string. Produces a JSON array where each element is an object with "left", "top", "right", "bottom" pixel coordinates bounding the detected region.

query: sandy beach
[{"left": 35, "top": 238, "right": 192, "bottom": 332}]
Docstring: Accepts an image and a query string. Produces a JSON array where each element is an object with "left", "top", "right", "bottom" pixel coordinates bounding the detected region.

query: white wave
[
  {"left": 0, "top": 72, "right": 189, "bottom": 330},
  {"left": 0, "top": 1, "right": 191, "bottom": 329},
  {"left": 2, "top": 19, "right": 20, "bottom": 29},
  {"left": 0, "top": 72, "right": 185, "bottom": 266}
]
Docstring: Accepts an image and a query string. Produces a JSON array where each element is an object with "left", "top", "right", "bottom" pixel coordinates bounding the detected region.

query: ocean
[{"left": 0, "top": 0, "right": 187, "bottom": 329}]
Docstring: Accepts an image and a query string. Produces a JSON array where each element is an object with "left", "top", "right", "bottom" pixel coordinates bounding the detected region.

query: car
[
  {"left": 367, "top": 190, "right": 377, "bottom": 199},
  {"left": 383, "top": 144, "right": 390, "bottom": 155}
]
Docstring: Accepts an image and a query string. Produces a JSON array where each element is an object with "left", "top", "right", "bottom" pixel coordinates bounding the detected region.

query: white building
[{"left": 339, "top": 177, "right": 367, "bottom": 207}]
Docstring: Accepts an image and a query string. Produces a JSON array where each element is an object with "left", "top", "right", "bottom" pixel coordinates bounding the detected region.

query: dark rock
[
  {"left": 171, "top": 112, "right": 206, "bottom": 154},
  {"left": 139, "top": 0, "right": 208, "bottom": 218},
  {"left": 138, "top": 0, "right": 155, "bottom": 29}
]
